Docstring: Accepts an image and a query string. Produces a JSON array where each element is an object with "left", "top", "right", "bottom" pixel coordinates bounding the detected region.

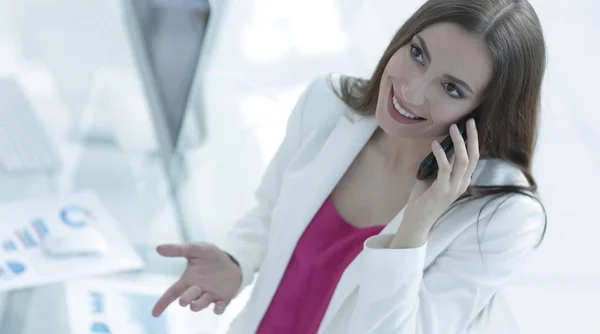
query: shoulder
[
  {"left": 446, "top": 192, "right": 546, "bottom": 254},
  {"left": 462, "top": 158, "right": 546, "bottom": 248},
  {"left": 301, "top": 72, "right": 345, "bottom": 105},
  {"left": 480, "top": 192, "right": 545, "bottom": 236},
  {"left": 301, "top": 73, "right": 339, "bottom": 104},
  {"left": 295, "top": 73, "right": 359, "bottom": 134}
]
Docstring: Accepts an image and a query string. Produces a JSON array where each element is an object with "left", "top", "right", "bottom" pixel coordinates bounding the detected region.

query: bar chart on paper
[
  {"left": 0, "top": 218, "right": 52, "bottom": 280},
  {"left": 0, "top": 192, "right": 144, "bottom": 292},
  {"left": 0, "top": 205, "right": 96, "bottom": 281},
  {"left": 2, "top": 218, "right": 50, "bottom": 252}
]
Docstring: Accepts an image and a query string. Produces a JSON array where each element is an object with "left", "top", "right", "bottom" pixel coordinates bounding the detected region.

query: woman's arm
[
  {"left": 216, "top": 78, "right": 319, "bottom": 295},
  {"left": 347, "top": 195, "right": 545, "bottom": 334}
]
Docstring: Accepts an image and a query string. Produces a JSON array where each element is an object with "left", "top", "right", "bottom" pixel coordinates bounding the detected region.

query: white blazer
[{"left": 218, "top": 75, "right": 545, "bottom": 334}]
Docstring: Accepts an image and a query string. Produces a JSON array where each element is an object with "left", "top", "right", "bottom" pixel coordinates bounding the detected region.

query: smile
[
  {"left": 391, "top": 95, "right": 425, "bottom": 120},
  {"left": 387, "top": 86, "right": 427, "bottom": 124}
]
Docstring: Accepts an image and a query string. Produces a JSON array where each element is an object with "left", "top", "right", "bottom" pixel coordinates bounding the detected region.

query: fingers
[
  {"left": 183, "top": 288, "right": 228, "bottom": 313},
  {"left": 454, "top": 119, "right": 480, "bottom": 191},
  {"left": 214, "top": 300, "right": 228, "bottom": 315},
  {"left": 156, "top": 244, "right": 186, "bottom": 258},
  {"left": 190, "top": 293, "right": 215, "bottom": 312},
  {"left": 431, "top": 140, "right": 450, "bottom": 184},
  {"left": 156, "top": 243, "right": 207, "bottom": 259},
  {"left": 152, "top": 280, "right": 187, "bottom": 317},
  {"left": 153, "top": 283, "right": 227, "bottom": 316},
  {"left": 179, "top": 285, "right": 204, "bottom": 307},
  {"left": 449, "top": 123, "right": 469, "bottom": 185},
  {"left": 435, "top": 119, "right": 480, "bottom": 195},
  {"left": 465, "top": 119, "right": 480, "bottom": 178}
]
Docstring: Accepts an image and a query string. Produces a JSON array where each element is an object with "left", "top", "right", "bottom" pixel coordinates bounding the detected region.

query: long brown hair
[{"left": 336, "top": 0, "right": 547, "bottom": 246}]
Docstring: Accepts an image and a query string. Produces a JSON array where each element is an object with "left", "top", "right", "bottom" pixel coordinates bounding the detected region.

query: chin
[{"left": 375, "top": 109, "right": 422, "bottom": 139}]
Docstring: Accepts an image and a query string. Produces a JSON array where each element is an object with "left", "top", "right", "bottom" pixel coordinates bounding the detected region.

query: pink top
[{"left": 256, "top": 196, "right": 385, "bottom": 334}]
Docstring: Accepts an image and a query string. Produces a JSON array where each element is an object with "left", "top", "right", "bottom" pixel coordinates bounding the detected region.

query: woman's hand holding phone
[{"left": 391, "top": 119, "right": 480, "bottom": 248}]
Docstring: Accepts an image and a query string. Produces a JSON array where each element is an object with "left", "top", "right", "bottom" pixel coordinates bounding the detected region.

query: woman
[{"left": 152, "top": 0, "right": 547, "bottom": 333}]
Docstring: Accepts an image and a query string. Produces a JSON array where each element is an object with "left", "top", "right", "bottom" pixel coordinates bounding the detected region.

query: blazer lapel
[
  {"left": 254, "top": 112, "right": 377, "bottom": 322},
  {"left": 319, "top": 190, "right": 407, "bottom": 332},
  {"left": 282, "top": 112, "right": 377, "bottom": 258}
]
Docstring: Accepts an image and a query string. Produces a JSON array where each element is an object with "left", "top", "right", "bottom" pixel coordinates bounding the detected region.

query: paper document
[
  {"left": 0, "top": 191, "right": 144, "bottom": 292},
  {"left": 65, "top": 274, "right": 224, "bottom": 334}
]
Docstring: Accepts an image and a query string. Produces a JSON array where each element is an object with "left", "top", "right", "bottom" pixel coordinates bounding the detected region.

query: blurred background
[{"left": 0, "top": 0, "right": 598, "bottom": 333}]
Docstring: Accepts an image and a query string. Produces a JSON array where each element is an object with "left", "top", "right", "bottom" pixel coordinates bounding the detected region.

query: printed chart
[
  {"left": 0, "top": 208, "right": 91, "bottom": 280},
  {"left": 65, "top": 275, "right": 226, "bottom": 334},
  {"left": 0, "top": 191, "right": 144, "bottom": 292}
]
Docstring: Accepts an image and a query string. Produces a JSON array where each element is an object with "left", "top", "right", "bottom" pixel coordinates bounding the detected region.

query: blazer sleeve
[
  {"left": 347, "top": 194, "right": 545, "bottom": 334},
  {"left": 216, "top": 78, "right": 319, "bottom": 295}
]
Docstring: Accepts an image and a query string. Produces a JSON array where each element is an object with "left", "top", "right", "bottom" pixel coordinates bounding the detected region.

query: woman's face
[{"left": 375, "top": 22, "right": 493, "bottom": 138}]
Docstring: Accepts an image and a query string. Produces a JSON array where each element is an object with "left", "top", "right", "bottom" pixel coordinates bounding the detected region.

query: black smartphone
[{"left": 416, "top": 117, "right": 469, "bottom": 180}]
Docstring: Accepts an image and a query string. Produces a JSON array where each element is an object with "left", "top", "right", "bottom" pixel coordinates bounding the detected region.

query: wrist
[{"left": 390, "top": 221, "right": 430, "bottom": 249}]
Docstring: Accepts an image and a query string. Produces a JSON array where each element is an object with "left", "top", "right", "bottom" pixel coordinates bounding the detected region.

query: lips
[
  {"left": 386, "top": 86, "right": 427, "bottom": 125},
  {"left": 391, "top": 87, "right": 425, "bottom": 120}
]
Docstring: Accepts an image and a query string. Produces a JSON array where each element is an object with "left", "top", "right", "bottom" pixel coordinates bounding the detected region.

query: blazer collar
[{"left": 471, "top": 158, "right": 529, "bottom": 187}]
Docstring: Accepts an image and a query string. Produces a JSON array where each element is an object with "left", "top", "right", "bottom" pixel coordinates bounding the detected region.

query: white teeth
[{"left": 392, "top": 95, "right": 422, "bottom": 119}]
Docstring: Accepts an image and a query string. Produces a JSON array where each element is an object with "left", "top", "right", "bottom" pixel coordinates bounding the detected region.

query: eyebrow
[
  {"left": 415, "top": 35, "right": 431, "bottom": 62},
  {"left": 445, "top": 75, "right": 474, "bottom": 95},
  {"left": 415, "top": 34, "right": 475, "bottom": 95}
]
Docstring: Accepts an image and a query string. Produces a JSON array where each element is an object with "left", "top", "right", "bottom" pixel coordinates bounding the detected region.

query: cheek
[
  {"left": 430, "top": 107, "right": 459, "bottom": 124},
  {"left": 383, "top": 48, "right": 410, "bottom": 77},
  {"left": 429, "top": 104, "right": 473, "bottom": 132}
]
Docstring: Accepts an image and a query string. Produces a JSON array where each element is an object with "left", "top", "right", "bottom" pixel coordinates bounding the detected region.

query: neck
[{"left": 369, "top": 127, "right": 446, "bottom": 173}]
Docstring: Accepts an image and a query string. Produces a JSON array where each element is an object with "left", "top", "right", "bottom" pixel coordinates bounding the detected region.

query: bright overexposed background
[{"left": 0, "top": 0, "right": 597, "bottom": 333}]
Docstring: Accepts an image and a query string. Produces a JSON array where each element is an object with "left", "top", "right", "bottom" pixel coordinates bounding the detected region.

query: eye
[
  {"left": 410, "top": 44, "right": 424, "bottom": 64},
  {"left": 443, "top": 82, "right": 463, "bottom": 99}
]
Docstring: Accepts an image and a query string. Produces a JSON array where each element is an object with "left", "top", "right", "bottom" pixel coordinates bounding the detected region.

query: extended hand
[
  {"left": 151, "top": 242, "right": 242, "bottom": 317},
  {"left": 397, "top": 119, "right": 480, "bottom": 246}
]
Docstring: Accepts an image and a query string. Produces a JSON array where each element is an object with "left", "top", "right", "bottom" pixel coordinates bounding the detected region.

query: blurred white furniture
[
  {"left": 0, "top": 0, "right": 212, "bottom": 332},
  {"left": 0, "top": 77, "right": 61, "bottom": 173}
]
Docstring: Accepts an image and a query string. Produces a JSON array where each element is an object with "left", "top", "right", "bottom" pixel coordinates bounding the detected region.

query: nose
[{"left": 400, "top": 78, "right": 427, "bottom": 106}]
